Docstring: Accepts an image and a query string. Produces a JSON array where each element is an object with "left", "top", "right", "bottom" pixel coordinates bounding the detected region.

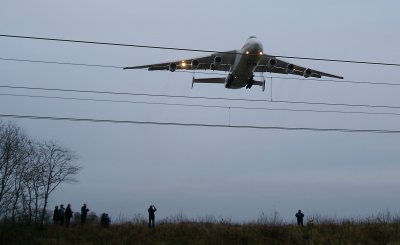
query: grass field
[{"left": 1, "top": 219, "right": 400, "bottom": 244}]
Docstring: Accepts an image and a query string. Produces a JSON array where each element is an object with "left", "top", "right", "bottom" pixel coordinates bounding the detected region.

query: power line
[
  {"left": 0, "top": 113, "right": 399, "bottom": 134},
  {"left": 2, "top": 56, "right": 400, "bottom": 87},
  {"left": 269, "top": 76, "right": 400, "bottom": 87},
  {"left": 0, "top": 57, "right": 225, "bottom": 76},
  {"left": 0, "top": 57, "right": 123, "bottom": 68},
  {"left": 274, "top": 99, "right": 400, "bottom": 110},
  {"left": 2, "top": 92, "right": 400, "bottom": 117},
  {"left": 1, "top": 83, "right": 400, "bottom": 110},
  {"left": 1, "top": 34, "right": 400, "bottom": 67}
]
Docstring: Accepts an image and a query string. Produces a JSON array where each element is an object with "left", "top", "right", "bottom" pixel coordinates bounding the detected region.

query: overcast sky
[{"left": 1, "top": 0, "right": 400, "bottom": 222}]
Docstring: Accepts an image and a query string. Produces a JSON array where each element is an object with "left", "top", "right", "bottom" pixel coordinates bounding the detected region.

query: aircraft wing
[
  {"left": 255, "top": 54, "right": 344, "bottom": 79},
  {"left": 123, "top": 50, "right": 237, "bottom": 72}
]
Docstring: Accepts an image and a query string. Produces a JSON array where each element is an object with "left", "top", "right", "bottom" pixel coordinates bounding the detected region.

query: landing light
[
  {"left": 246, "top": 51, "right": 249, "bottom": 55},
  {"left": 259, "top": 51, "right": 263, "bottom": 55},
  {"left": 181, "top": 61, "right": 186, "bottom": 67}
]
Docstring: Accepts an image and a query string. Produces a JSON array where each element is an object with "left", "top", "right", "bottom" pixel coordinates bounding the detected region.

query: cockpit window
[{"left": 248, "top": 36, "right": 257, "bottom": 39}]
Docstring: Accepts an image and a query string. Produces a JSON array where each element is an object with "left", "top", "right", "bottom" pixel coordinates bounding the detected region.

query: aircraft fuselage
[{"left": 226, "top": 37, "right": 264, "bottom": 89}]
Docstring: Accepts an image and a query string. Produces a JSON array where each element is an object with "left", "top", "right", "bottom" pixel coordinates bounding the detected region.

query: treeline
[{"left": 0, "top": 120, "right": 81, "bottom": 226}]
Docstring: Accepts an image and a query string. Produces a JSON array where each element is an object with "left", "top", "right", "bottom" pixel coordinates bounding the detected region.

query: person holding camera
[
  {"left": 81, "top": 203, "right": 90, "bottom": 225},
  {"left": 148, "top": 205, "right": 157, "bottom": 228},
  {"left": 295, "top": 210, "right": 305, "bottom": 226}
]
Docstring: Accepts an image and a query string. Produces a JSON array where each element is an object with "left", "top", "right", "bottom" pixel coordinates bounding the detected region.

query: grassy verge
[{"left": 1, "top": 221, "right": 400, "bottom": 244}]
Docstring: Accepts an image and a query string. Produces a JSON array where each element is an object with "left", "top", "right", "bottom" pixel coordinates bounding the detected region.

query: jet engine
[
  {"left": 267, "top": 58, "right": 277, "bottom": 69},
  {"left": 169, "top": 63, "right": 177, "bottom": 72},
  {"left": 191, "top": 59, "right": 199, "bottom": 69},
  {"left": 210, "top": 56, "right": 222, "bottom": 70},
  {"left": 303, "top": 68, "right": 312, "bottom": 78},
  {"left": 285, "top": 63, "right": 295, "bottom": 74},
  {"left": 213, "top": 56, "right": 222, "bottom": 65}
]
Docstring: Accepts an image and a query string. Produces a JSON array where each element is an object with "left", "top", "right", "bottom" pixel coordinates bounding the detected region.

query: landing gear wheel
[{"left": 246, "top": 75, "right": 255, "bottom": 89}]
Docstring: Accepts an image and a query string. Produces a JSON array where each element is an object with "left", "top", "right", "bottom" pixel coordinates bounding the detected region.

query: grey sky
[{"left": 1, "top": 1, "right": 400, "bottom": 222}]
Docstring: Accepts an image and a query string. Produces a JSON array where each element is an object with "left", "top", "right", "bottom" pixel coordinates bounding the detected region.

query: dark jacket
[
  {"left": 148, "top": 206, "right": 157, "bottom": 218},
  {"left": 65, "top": 207, "right": 73, "bottom": 219},
  {"left": 81, "top": 205, "right": 89, "bottom": 217},
  {"left": 53, "top": 208, "right": 59, "bottom": 221},
  {"left": 296, "top": 212, "right": 304, "bottom": 221}
]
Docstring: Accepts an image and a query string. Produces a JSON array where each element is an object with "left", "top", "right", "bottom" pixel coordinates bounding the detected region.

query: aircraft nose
[{"left": 252, "top": 43, "right": 263, "bottom": 54}]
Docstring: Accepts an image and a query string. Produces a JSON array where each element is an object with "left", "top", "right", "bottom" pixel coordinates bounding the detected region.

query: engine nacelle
[
  {"left": 210, "top": 56, "right": 222, "bottom": 70},
  {"left": 169, "top": 63, "right": 177, "bottom": 72},
  {"left": 285, "top": 63, "right": 295, "bottom": 74},
  {"left": 303, "top": 68, "right": 312, "bottom": 78},
  {"left": 213, "top": 56, "right": 222, "bottom": 65},
  {"left": 267, "top": 58, "right": 277, "bottom": 69},
  {"left": 191, "top": 59, "right": 199, "bottom": 69}
]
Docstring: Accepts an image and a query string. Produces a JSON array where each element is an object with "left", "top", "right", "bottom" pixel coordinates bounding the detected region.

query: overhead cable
[
  {"left": 0, "top": 113, "right": 399, "bottom": 134},
  {"left": 2, "top": 92, "right": 400, "bottom": 117},
  {"left": 0, "top": 57, "right": 123, "bottom": 68},
  {"left": 1, "top": 84, "right": 400, "bottom": 110},
  {"left": 2, "top": 56, "right": 400, "bottom": 87},
  {"left": 3, "top": 57, "right": 400, "bottom": 87},
  {"left": 1, "top": 34, "right": 400, "bottom": 67}
]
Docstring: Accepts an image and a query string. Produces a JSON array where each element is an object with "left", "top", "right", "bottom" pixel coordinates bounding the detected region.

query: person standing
[
  {"left": 53, "top": 206, "right": 60, "bottom": 224},
  {"left": 65, "top": 204, "right": 73, "bottom": 227},
  {"left": 81, "top": 203, "right": 90, "bottom": 225},
  {"left": 148, "top": 205, "right": 157, "bottom": 228},
  {"left": 59, "top": 204, "right": 65, "bottom": 226},
  {"left": 295, "top": 210, "right": 305, "bottom": 226},
  {"left": 100, "top": 213, "right": 111, "bottom": 227}
]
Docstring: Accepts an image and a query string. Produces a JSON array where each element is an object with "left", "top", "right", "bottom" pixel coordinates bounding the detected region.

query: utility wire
[
  {"left": 2, "top": 56, "right": 400, "bottom": 87},
  {"left": 0, "top": 113, "right": 399, "bottom": 134},
  {"left": 1, "top": 34, "right": 400, "bottom": 67},
  {"left": 1, "top": 84, "right": 400, "bottom": 110},
  {"left": 0, "top": 57, "right": 123, "bottom": 68},
  {"left": 269, "top": 76, "right": 400, "bottom": 87},
  {"left": 0, "top": 57, "right": 226, "bottom": 76},
  {"left": 2, "top": 92, "right": 400, "bottom": 117}
]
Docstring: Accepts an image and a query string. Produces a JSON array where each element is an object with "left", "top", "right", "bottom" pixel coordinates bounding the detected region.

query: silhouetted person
[
  {"left": 59, "top": 204, "right": 65, "bottom": 225},
  {"left": 81, "top": 203, "right": 90, "bottom": 225},
  {"left": 296, "top": 210, "right": 304, "bottom": 226},
  {"left": 53, "top": 206, "right": 60, "bottom": 224},
  {"left": 148, "top": 205, "right": 157, "bottom": 228},
  {"left": 100, "top": 213, "right": 110, "bottom": 227},
  {"left": 65, "top": 204, "right": 73, "bottom": 227}
]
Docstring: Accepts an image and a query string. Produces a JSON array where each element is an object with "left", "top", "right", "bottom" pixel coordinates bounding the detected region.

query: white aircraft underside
[{"left": 124, "top": 36, "right": 343, "bottom": 91}]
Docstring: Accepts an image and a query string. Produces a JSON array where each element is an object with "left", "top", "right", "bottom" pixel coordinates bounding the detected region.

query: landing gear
[{"left": 246, "top": 75, "right": 255, "bottom": 89}]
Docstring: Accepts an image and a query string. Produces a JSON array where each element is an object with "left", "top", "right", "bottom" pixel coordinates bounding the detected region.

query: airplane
[{"left": 123, "top": 36, "right": 343, "bottom": 91}]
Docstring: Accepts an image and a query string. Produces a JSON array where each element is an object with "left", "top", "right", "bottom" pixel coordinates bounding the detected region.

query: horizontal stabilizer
[
  {"left": 252, "top": 80, "right": 264, "bottom": 86},
  {"left": 192, "top": 77, "right": 225, "bottom": 84},
  {"left": 251, "top": 80, "right": 266, "bottom": 91},
  {"left": 192, "top": 77, "right": 225, "bottom": 88}
]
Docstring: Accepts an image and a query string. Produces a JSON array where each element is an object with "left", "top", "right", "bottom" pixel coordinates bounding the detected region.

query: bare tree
[
  {"left": 0, "top": 122, "right": 29, "bottom": 223},
  {"left": 0, "top": 120, "right": 82, "bottom": 226},
  {"left": 10, "top": 138, "right": 34, "bottom": 225},
  {"left": 21, "top": 150, "right": 44, "bottom": 225},
  {"left": 36, "top": 141, "right": 81, "bottom": 225},
  {"left": 12, "top": 140, "right": 36, "bottom": 224}
]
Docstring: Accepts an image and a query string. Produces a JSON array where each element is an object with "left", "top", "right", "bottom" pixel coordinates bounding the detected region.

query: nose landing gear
[{"left": 246, "top": 75, "right": 255, "bottom": 89}]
